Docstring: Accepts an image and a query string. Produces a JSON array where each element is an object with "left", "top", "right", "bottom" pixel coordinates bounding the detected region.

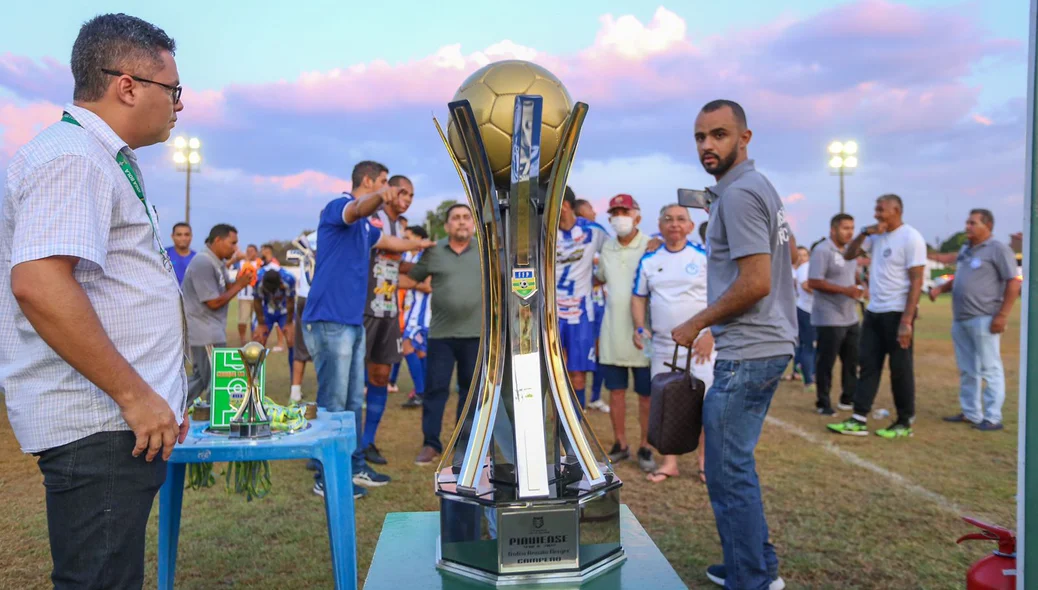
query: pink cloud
[
  {"left": 252, "top": 169, "right": 351, "bottom": 194},
  {"left": 784, "top": 192, "right": 806, "bottom": 204},
  {"left": 179, "top": 88, "right": 229, "bottom": 128},
  {"left": 972, "top": 114, "right": 994, "bottom": 126},
  {"left": 0, "top": 100, "right": 62, "bottom": 156}
]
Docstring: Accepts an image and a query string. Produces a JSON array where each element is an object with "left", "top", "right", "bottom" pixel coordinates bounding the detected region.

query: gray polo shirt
[
  {"left": 808, "top": 238, "right": 859, "bottom": 327},
  {"left": 408, "top": 238, "right": 482, "bottom": 339},
  {"left": 705, "top": 159, "right": 797, "bottom": 360},
  {"left": 183, "top": 248, "right": 231, "bottom": 346},
  {"left": 951, "top": 238, "right": 1017, "bottom": 321}
]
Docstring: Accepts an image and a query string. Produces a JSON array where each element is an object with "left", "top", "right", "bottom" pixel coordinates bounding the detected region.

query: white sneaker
[
  {"left": 837, "top": 403, "right": 853, "bottom": 411},
  {"left": 588, "top": 399, "right": 611, "bottom": 414}
]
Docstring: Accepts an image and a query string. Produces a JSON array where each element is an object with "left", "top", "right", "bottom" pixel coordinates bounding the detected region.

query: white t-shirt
[
  {"left": 862, "top": 224, "right": 927, "bottom": 313},
  {"left": 795, "top": 263, "right": 813, "bottom": 313},
  {"left": 634, "top": 242, "right": 714, "bottom": 379},
  {"left": 634, "top": 241, "right": 709, "bottom": 338}
]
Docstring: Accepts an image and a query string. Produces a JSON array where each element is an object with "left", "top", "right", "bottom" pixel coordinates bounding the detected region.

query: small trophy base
[
  {"left": 436, "top": 483, "right": 625, "bottom": 586},
  {"left": 228, "top": 421, "right": 272, "bottom": 439}
]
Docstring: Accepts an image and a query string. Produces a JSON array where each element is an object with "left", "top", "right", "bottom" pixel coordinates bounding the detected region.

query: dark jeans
[
  {"left": 704, "top": 355, "right": 790, "bottom": 590},
  {"left": 422, "top": 337, "right": 480, "bottom": 452},
  {"left": 815, "top": 323, "right": 860, "bottom": 410},
  {"left": 853, "top": 311, "right": 915, "bottom": 424},
  {"left": 794, "top": 308, "right": 816, "bottom": 385},
  {"left": 35, "top": 430, "right": 167, "bottom": 589}
]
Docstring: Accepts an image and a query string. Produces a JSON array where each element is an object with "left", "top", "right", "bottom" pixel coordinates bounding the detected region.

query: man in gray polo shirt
[
  {"left": 808, "top": 213, "right": 865, "bottom": 416},
  {"left": 671, "top": 100, "right": 795, "bottom": 590},
  {"left": 182, "top": 224, "right": 253, "bottom": 405},
  {"left": 930, "top": 209, "right": 1020, "bottom": 431},
  {"left": 406, "top": 204, "right": 482, "bottom": 466}
]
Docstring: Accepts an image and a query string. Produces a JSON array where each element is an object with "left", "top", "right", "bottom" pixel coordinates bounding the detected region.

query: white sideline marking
[{"left": 765, "top": 415, "right": 988, "bottom": 520}]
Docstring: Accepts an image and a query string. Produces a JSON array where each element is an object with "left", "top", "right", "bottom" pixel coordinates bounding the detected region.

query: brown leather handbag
[{"left": 647, "top": 344, "right": 706, "bottom": 455}]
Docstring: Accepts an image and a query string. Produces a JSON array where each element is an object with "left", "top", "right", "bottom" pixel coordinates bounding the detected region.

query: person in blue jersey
[
  {"left": 399, "top": 226, "right": 432, "bottom": 409},
  {"left": 302, "top": 160, "right": 434, "bottom": 498},
  {"left": 555, "top": 187, "right": 609, "bottom": 408},
  {"left": 633, "top": 204, "right": 714, "bottom": 484},
  {"left": 574, "top": 198, "right": 610, "bottom": 414},
  {"left": 165, "top": 222, "right": 195, "bottom": 284},
  {"left": 253, "top": 265, "right": 297, "bottom": 373}
]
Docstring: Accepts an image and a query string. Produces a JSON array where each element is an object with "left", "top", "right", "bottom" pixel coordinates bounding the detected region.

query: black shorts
[
  {"left": 293, "top": 298, "right": 310, "bottom": 362},
  {"left": 364, "top": 315, "right": 402, "bottom": 365}
]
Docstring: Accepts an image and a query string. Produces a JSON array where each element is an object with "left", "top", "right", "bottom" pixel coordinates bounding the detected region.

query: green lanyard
[{"left": 61, "top": 111, "right": 171, "bottom": 267}]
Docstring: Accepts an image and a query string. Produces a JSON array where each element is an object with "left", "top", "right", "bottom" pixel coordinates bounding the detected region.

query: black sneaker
[
  {"left": 816, "top": 407, "right": 837, "bottom": 416},
  {"left": 636, "top": 447, "right": 658, "bottom": 473},
  {"left": 974, "top": 420, "right": 1004, "bottom": 432},
  {"left": 607, "top": 442, "right": 629, "bottom": 463},
  {"left": 706, "top": 564, "right": 785, "bottom": 589},
  {"left": 353, "top": 465, "right": 391, "bottom": 488},
  {"left": 313, "top": 481, "right": 367, "bottom": 499},
  {"left": 364, "top": 444, "right": 388, "bottom": 465},
  {"left": 943, "top": 413, "right": 980, "bottom": 425},
  {"left": 401, "top": 395, "right": 422, "bottom": 409}
]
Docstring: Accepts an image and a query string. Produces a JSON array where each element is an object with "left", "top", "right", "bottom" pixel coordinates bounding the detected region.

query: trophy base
[
  {"left": 437, "top": 545, "right": 625, "bottom": 587},
  {"left": 228, "top": 421, "right": 272, "bottom": 439},
  {"left": 436, "top": 483, "right": 624, "bottom": 586}
]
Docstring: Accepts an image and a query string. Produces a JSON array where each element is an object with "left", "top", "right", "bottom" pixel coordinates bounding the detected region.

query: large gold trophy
[{"left": 432, "top": 60, "right": 624, "bottom": 585}]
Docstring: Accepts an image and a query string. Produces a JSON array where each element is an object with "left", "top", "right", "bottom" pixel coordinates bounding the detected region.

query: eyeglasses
[
  {"left": 101, "top": 69, "right": 182, "bottom": 104},
  {"left": 661, "top": 216, "right": 690, "bottom": 224}
]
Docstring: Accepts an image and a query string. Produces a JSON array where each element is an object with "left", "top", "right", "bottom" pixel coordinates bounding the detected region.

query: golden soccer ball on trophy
[{"left": 447, "top": 60, "right": 573, "bottom": 186}]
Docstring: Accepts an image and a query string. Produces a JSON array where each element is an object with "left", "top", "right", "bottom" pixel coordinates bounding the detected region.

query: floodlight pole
[
  {"left": 839, "top": 165, "right": 845, "bottom": 214},
  {"left": 184, "top": 163, "right": 192, "bottom": 225},
  {"left": 1019, "top": 0, "right": 1036, "bottom": 588}
]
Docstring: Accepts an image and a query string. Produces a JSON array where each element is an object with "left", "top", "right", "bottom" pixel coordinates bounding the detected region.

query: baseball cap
[{"left": 607, "top": 194, "right": 640, "bottom": 212}]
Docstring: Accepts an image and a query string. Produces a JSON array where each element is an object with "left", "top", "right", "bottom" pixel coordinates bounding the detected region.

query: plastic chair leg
[
  {"left": 318, "top": 441, "right": 358, "bottom": 589},
  {"left": 158, "top": 462, "right": 187, "bottom": 590}
]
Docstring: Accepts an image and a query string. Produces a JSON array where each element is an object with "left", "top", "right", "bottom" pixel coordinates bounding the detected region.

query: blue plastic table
[{"left": 157, "top": 410, "right": 358, "bottom": 589}]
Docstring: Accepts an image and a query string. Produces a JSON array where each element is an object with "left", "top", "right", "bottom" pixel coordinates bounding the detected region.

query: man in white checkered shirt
[{"left": 0, "top": 14, "right": 188, "bottom": 589}]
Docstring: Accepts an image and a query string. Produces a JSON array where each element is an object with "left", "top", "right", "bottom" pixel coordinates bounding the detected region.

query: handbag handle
[{"left": 663, "top": 343, "right": 693, "bottom": 374}]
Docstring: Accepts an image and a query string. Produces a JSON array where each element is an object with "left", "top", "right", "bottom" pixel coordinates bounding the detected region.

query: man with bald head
[{"left": 670, "top": 99, "right": 795, "bottom": 590}]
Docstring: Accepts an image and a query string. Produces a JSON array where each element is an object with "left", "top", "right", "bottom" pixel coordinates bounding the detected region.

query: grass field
[{"left": 0, "top": 297, "right": 1020, "bottom": 589}]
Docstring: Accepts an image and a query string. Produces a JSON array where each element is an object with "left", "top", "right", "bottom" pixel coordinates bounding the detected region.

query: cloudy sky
[{"left": 0, "top": 0, "right": 1031, "bottom": 249}]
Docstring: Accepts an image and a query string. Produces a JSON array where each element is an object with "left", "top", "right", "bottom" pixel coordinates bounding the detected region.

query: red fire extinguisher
[{"left": 957, "top": 516, "right": 1017, "bottom": 589}]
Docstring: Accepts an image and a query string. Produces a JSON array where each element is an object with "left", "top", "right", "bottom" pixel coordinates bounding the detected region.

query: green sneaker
[
  {"left": 827, "top": 418, "right": 869, "bottom": 436},
  {"left": 875, "top": 423, "right": 913, "bottom": 439}
]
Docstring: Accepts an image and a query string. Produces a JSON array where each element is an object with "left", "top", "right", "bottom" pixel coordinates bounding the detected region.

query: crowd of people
[{"left": 0, "top": 13, "right": 1025, "bottom": 590}]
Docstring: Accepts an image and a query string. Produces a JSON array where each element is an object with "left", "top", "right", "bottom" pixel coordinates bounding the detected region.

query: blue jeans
[
  {"left": 303, "top": 320, "right": 367, "bottom": 469},
  {"left": 951, "top": 315, "right": 1005, "bottom": 424},
  {"left": 795, "top": 307, "right": 816, "bottom": 385},
  {"left": 705, "top": 355, "right": 790, "bottom": 590}
]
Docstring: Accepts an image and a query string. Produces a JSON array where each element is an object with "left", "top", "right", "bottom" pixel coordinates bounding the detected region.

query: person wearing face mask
[{"left": 593, "top": 195, "right": 656, "bottom": 471}]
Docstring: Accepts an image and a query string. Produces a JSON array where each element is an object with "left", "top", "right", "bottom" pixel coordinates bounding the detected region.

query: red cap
[{"left": 607, "top": 194, "right": 639, "bottom": 212}]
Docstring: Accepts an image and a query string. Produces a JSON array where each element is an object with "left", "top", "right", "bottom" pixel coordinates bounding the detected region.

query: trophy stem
[{"left": 230, "top": 346, "right": 271, "bottom": 439}]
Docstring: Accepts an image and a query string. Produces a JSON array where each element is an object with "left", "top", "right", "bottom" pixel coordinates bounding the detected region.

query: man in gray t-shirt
[
  {"left": 807, "top": 214, "right": 864, "bottom": 415},
  {"left": 670, "top": 100, "right": 794, "bottom": 590},
  {"left": 930, "top": 209, "right": 1021, "bottom": 429},
  {"left": 182, "top": 224, "right": 251, "bottom": 404}
]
